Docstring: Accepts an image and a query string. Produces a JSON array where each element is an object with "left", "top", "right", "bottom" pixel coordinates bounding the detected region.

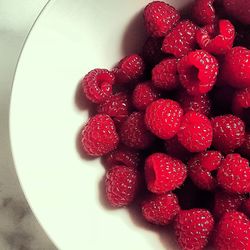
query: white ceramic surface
[{"left": 10, "top": 0, "right": 192, "bottom": 249}]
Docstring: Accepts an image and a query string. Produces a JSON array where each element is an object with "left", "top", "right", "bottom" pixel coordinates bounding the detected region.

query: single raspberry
[
  {"left": 113, "top": 54, "right": 145, "bottom": 84},
  {"left": 217, "top": 154, "right": 250, "bottom": 194},
  {"left": 120, "top": 112, "right": 154, "bottom": 149},
  {"left": 82, "top": 69, "right": 115, "bottom": 104},
  {"left": 144, "top": 153, "right": 187, "bottom": 193},
  {"left": 105, "top": 165, "right": 139, "bottom": 207},
  {"left": 151, "top": 58, "right": 179, "bottom": 90},
  {"left": 81, "top": 114, "right": 119, "bottom": 157},
  {"left": 222, "top": 47, "right": 250, "bottom": 88},
  {"left": 145, "top": 99, "right": 183, "bottom": 140},
  {"left": 196, "top": 19, "right": 235, "bottom": 55},
  {"left": 211, "top": 115, "right": 245, "bottom": 153},
  {"left": 141, "top": 193, "right": 180, "bottom": 225},
  {"left": 215, "top": 211, "right": 250, "bottom": 250},
  {"left": 177, "top": 112, "right": 213, "bottom": 152},
  {"left": 178, "top": 50, "right": 218, "bottom": 95},
  {"left": 174, "top": 209, "right": 214, "bottom": 250},
  {"left": 132, "top": 82, "right": 160, "bottom": 111},
  {"left": 143, "top": 1, "right": 180, "bottom": 37},
  {"left": 242, "top": 198, "right": 250, "bottom": 217},
  {"left": 188, "top": 151, "right": 223, "bottom": 190},
  {"left": 162, "top": 20, "right": 198, "bottom": 58},
  {"left": 238, "top": 132, "right": 250, "bottom": 159}
]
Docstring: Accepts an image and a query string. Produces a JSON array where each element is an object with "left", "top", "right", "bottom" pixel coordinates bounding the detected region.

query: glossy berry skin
[
  {"left": 81, "top": 114, "right": 119, "bottom": 157},
  {"left": 238, "top": 132, "right": 250, "bottom": 158},
  {"left": 174, "top": 209, "right": 214, "bottom": 250},
  {"left": 82, "top": 68, "right": 115, "bottom": 103},
  {"left": 178, "top": 50, "right": 218, "bottom": 95},
  {"left": 215, "top": 211, "right": 250, "bottom": 250},
  {"left": 217, "top": 154, "right": 250, "bottom": 194},
  {"left": 162, "top": 20, "right": 198, "bottom": 58},
  {"left": 242, "top": 198, "right": 250, "bottom": 217},
  {"left": 141, "top": 193, "right": 180, "bottom": 225},
  {"left": 145, "top": 99, "right": 183, "bottom": 140},
  {"left": 105, "top": 165, "right": 139, "bottom": 207},
  {"left": 211, "top": 115, "right": 245, "bottom": 153},
  {"left": 177, "top": 112, "right": 213, "bottom": 153},
  {"left": 144, "top": 153, "right": 187, "bottom": 194},
  {"left": 143, "top": 1, "right": 180, "bottom": 37}
]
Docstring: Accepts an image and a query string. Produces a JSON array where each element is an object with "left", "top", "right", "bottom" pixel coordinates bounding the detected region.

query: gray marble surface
[{"left": 0, "top": 1, "right": 57, "bottom": 249}]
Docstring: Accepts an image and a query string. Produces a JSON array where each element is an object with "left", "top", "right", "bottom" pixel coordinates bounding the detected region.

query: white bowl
[{"left": 10, "top": 0, "right": 193, "bottom": 249}]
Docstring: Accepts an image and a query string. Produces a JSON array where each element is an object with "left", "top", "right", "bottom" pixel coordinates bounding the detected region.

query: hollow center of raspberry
[
  {"left": 187, "top": 66, "right": 199, "bottom": 84},
  {"left": 147, "top": 166, "right": 156, "bottom": 185},
  {"left": 97, "top": 74, "right": 112, "bottom": 92}
]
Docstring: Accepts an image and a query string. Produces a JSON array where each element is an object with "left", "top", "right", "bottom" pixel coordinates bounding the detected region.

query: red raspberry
[
  {"left": 143, "top": 1, "right": 180, "bottom": 37},
  {"left": 177, "top": 112, "right": 213, "bottom": 152},
  {"left": 144, "top": 153, "right": 187, "bottom": 193},
  {"left": 242, "top": 198, "right": 250, "bottom": 217},
  {"left": 132, "top": 82, "right": 160, "bottom": 111},
  {"left": 178, "top": 50, "right": 218, "bottom": 95},
  {"left": 222, "top": 47, "right": 250, "bottom": 88},
  {"left": 192, "top": 0, "right": 216, "bottom": 26},
  {"left": 81, "top": 114, "right": 119, "bottom": 157},
  {"left": 141, "top": 193, "right": 180, "bottom": 225},
  {"left": 196, "top": 20, "right": 235, "bottom": 55},
  {"left": 162, "top": 20, "right": 198, "bottom": 58},
  {"left": 174, "top": 209, "right": 214, "bottom": 250},
  {"left": 211, "top": 115, "right": 245, "bottom": 153},
  {"left": 215, "top": 211, "right": 250, "bottom": 250},
  {"left": 82, "top": 69, "right": 115, "bottom": 104},
  {"left": 145, "top": 99, "right": 183, "bottom": 140},
  {"left": 152, "top": 58, "right": 179, "bottom": 90},
  {"left": 120, "top": 112, "right": 154, "bottom": 150},
  {"left": 105, "top": 165, "right": 139, "bottom": 207},
  {"left": 217, "top": 154, "right": 250, "bottom": 194},
  {"left": 238, "top": 132, "right": 250, "bottom": 158},
  {"left": 188, "top": 151, "right": 223, "bottom": 190}
]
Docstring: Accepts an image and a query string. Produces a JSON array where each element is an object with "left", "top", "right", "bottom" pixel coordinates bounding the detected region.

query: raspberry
[
  {"left": 132, "top": 82, "right": 160, "bottom": 111},
  {"left": 215, "top": 211, "right": 250, "bottom": 250},
  {"left": 217, "top": 154, "right": 250, "bottom": 194},
  {"left": 81, "top": 114, "right": 119, "bottom": 157},
  {"left": 177, "top": 112, "right": 213, "bottom": 152},
  {"left": 222, "top": 47, "right": 250, "bottom": 88},
  {"left": 178, "top": 50, "right": 218, "bottom": 95},
  {"left": 105, "top": 165, "right": 139, "bottom": 207},
  {"left": 162, "top": 20, "right": 198, "bottom": 58},
  {"left": 196, "top": 20, "right": 235, "bottom": 55},
  {"left": 143, "top": 1, "right": 180, "bottom": 37},
  {"left": 141, "top": 193, "right": 180, "bottom": 225},
  {"left": 151, "top": 59, "right": 179, "bottom": 90},
  {"left": 145, "top": 99, "right": 183, "bottom": 140},
  {"left": 242, "top": 198, "right": 250, "bottom": 217},
  {"left": 82, "top": 69, "right": 115, "bottom": 104},
  {"left": 174, "top": 209, "right": 214, "bottom": 250},
  {"left": 211, "top": 115, "right": 245, "bottom": 153},
  {"left": 192, "top": 0, "right": 216, "bottom": 26},
  {"left": 238, "top": 132, "right": 250, "bottom": 158},
  {"left": 144, "top": 153, "right": 187, "bottom": 193},
  {"left": 120, "top": 112, "right": 154, "bottom": 149},
  {"left": 188, "top": 151, "right": 223, "bottom": 190}
]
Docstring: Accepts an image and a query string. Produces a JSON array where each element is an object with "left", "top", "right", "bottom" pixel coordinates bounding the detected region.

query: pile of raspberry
[{"left": 79, "top": 0, "right": 250, "bottom": 249}]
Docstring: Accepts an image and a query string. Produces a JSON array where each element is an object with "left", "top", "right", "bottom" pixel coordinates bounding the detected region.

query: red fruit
[
  {"left": 144, "top": 153, "right": 187, "bottom": 193},
  {"left": 145, "top": 99, "right": 183, "bottom": 140},
  {"left": 217, "top": 154, "right": 250, "bottom": 194},
  {"left": 81, "top": 114, "right": 119, "bottom": 157},
  {"left": 215, "top": 211, "right": 250, "bottom": 250},
  {"left": 211, "top": 115, "right": 245, "bottom": 153},
  {"left": 178, "top": 50, "right": 218, "bottom": 95},
  {"left": 132, "top": 82, "right": 160, "bottom": 111},
  {"left": 162, "top": 20, "right": 198, "bottom": 58},
  {"left": 238, "top": 132, "right": 250, "bottom": 158},
  {"left": 177, "top": 112, "right": 213, "bottom": 153},
  {"left": 196, "top": 19, "right": 235, "bottom": 55},
  {"left": 143, "top": 1, "right": 180, "bottom": 37},
  {"left": 120, "top": 112, "right": 154, "bottom": 149},
  {"left": 141, "top": 193, "right": 180, "bottom": 225},
  {"left": 152, "top": 58, "right": 179, "bottom": 90},
  {"left": 174, "top": 209, "right": 214, "bottom": 250},
  {"left": 82, "top": 68, "right": 115, "bottom": 104},
  {"left": 242, "top": 198, "right": 250, "bottom": 217},
  {"left": 105, "top": 165, "right": 139, "bottom": 207}
]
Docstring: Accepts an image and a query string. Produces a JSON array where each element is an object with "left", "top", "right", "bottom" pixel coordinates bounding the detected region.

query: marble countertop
[{"left": 0, "top": 1, "right": 57, "bottom": 249}]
